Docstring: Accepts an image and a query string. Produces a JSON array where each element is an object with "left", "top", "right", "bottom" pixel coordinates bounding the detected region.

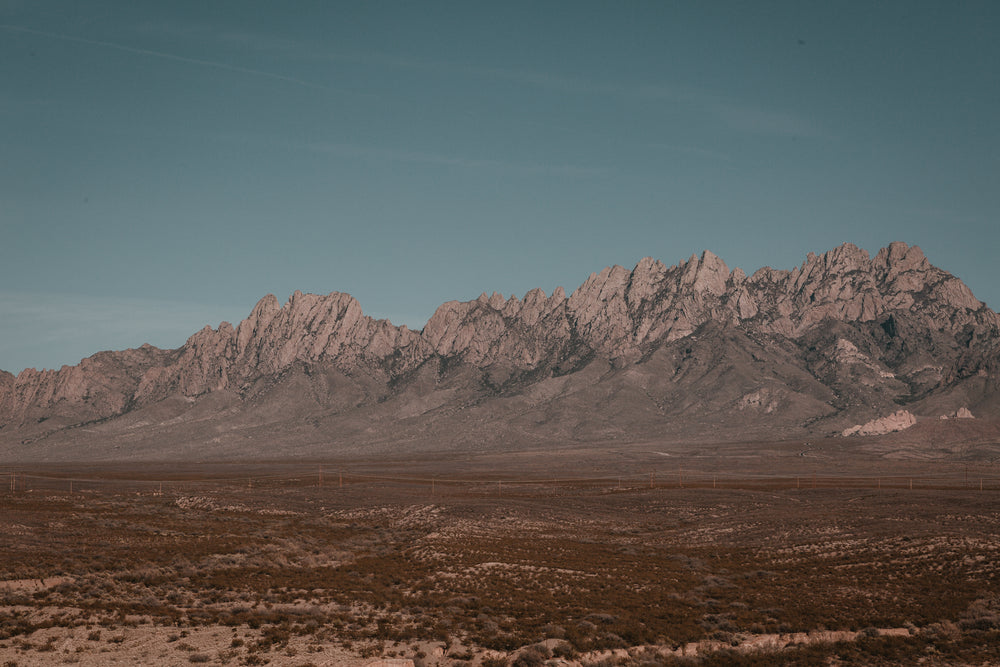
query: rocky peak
[
  {"left": 2, "top": 242, "right": 996, "bottom": 437},
  {"left": 423, "top": 283, "right": 573, "bottom": 365},
  {"left": 626, "top": 257, "right": 667, "bottom": 303},
  {"left": 236, "top": 294, "right": 281, "bottom": 355},
  {"left": 677, "top": 250, "right": 730, "bottom": 295},
  {"left": 874, "top": 241, "right": 929, "bottom": 276},
  {"left": 692, "top": 250, "right": 730, "bottom": 295},
  {"left": 134, "top": 290, "right": 434, "bottom": 401}
]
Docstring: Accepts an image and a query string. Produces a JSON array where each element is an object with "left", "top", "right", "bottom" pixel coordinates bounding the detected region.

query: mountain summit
[{"left": 2, "top": 242, "right": 997, "bottom": 461}]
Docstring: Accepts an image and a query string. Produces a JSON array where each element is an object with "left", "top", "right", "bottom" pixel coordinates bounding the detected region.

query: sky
[{"left": 1, "top": 1, "right": 998, "bottom": 374}]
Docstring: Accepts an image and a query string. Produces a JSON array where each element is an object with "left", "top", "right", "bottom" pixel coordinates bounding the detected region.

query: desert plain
[{"left": 3, "top": 432, "right": 1000, "bottom": 667}]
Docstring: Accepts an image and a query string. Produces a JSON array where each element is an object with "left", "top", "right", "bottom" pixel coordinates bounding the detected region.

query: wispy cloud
[
  {"left": 205, "top": 131, "right": 611, "bottom": 177},
  {"left": 323, "top": 50, "right": 821, "bottom": 140},
  {"left": 709, "top": 104, "right": 822, "bottom": 139},
  {"left": 323, "top": 50, "right": 692, "bottom": 100},
  {"left": 0, "top": 23, "right": 352, "bottom": 94},
  {"left": 128, "top": 19, "right": 305, "bottom": 54},
  {"left": 304, "top": 141, "right": 611, "bottom": 177},
  {"left": 647, "top": 142, "right": 737, "bottom": 163}
]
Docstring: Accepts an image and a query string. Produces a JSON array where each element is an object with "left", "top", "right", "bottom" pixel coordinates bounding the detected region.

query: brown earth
[{"left": 3, "top": 439, "right": 1000, "bottom": 666}]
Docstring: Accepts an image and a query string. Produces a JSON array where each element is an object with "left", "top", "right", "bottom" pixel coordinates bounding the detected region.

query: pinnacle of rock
[
  {"left": 692, "top": 250, "right": 730, "bottom": 295},
  {"left": 2, "top": 242, "right": 997, "bottom": 457}
]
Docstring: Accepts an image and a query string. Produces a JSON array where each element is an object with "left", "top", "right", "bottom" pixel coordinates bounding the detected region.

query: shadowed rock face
[{"left": 1, "top": 242, "right": 998, "bottom": 460}]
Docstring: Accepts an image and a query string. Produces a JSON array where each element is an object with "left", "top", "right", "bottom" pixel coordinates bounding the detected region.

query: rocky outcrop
[
  {"left": 0, "top": 346, "right": 174, "bottom": 429},
  {"left": 0, "top": 242, "right": 997, "bottom": 449},
  {"left": 940, "top": 407, "right": 975, "bottom": 420},
  {"left": 422, "top": 287, "right": 570, "bottom": 367},
  {"left": 843, "top": 410, "right": 918, "bottom": 437},
  {"left": 133, "top": 290, "right": 432, "bottom": 403},
  {"left": 420, "top": 242, "right": 996, "bottom": 369}
]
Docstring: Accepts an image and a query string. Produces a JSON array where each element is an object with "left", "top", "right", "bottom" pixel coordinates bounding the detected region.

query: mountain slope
[{"left": 1, "top": 242, "right": 997, "bottom": 461}]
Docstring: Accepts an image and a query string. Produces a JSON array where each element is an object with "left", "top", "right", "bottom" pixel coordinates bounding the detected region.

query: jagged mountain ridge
[{"left": 1, "top": 242, "right": 997, "bottom": 460}]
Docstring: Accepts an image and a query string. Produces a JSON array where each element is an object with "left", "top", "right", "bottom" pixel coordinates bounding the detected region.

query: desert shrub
[
  {"left": 510, "top": 645, "right": 547, "bottom": 667},
  {"left": 710, "top": 630, "right": 734, "bottom": 644},
  {"left": 539, "top": 623, "right": 566, "bottom": 640},
  {"left": 551, "top": 640, "right": 576, "bottom": 659},
  {"left": 584, "top": 613, "right": 618, "bottom": 625},
  {"left": 579, "top": 658, "right": 622, "bottom": 667},
  {"left": 600, "top": 633, "right": 629, "bottom": 649},
  {"left": 925, "top": 620, "right": 961, "bottom": 641},
  {"left": 480, "top": 633, "right": 523, "bottom": 652},
  {"left": 960, "top": 597, "right": 1000, "bottom": 631},
  {"left": 365, "top": 643, "right": 386, "bottom": 658}
]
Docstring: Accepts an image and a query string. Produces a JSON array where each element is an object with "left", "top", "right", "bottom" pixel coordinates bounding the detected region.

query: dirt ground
[{"left": 2, "top": 439, "right": 1000, "bottom": 666}]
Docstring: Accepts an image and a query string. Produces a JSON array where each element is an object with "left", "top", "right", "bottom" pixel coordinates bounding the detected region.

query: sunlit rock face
[
  {"left": 2, "top": 242, "right": 998, "bottom": 459},
  {"left": 843, "top": 409, "right": 918, "bottom": 437}
]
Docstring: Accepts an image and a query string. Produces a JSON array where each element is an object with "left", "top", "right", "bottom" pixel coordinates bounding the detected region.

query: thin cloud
[
  {"left": 305, "top": 141, "right": 611, "bottom": 177},
  {"left": 207, "top": 132, "right": 610, "bottom": 177},
  {"left": 648, "top": 142, "right": 737, "bottom": 163},
  {"left": 129, "top": 19, "right": 305, "bottom": 54},
  {"left": 323, "top": 50, "right": 821, "bottom": 139},
  {"left": 0, "top": 23, "right": 351, "bottom": 94},
  {"left": 710, "top": 104, "right": 823, "bottom": 139},
  {"left": 323, "top": 50, "right": 676, "bottom": 99}
]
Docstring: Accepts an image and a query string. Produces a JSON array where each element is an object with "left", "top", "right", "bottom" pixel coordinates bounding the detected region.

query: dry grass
[{"left": 1, "top": 460, "right": 1000, "bottom": 665}]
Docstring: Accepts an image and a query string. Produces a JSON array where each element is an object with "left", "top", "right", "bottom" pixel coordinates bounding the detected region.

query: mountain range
[{"left": 2, "top": 242, "right": 997, "bottom": 461}]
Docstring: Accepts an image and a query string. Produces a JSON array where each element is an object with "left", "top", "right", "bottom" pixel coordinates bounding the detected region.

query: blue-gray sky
[{"left": 2, "top": 1, "right": 998, "bottom": 374}]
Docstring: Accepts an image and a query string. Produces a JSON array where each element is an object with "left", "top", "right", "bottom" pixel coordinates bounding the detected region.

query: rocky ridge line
[{"left": 1, "top": 242, "right": 997, "bottom": 432}]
